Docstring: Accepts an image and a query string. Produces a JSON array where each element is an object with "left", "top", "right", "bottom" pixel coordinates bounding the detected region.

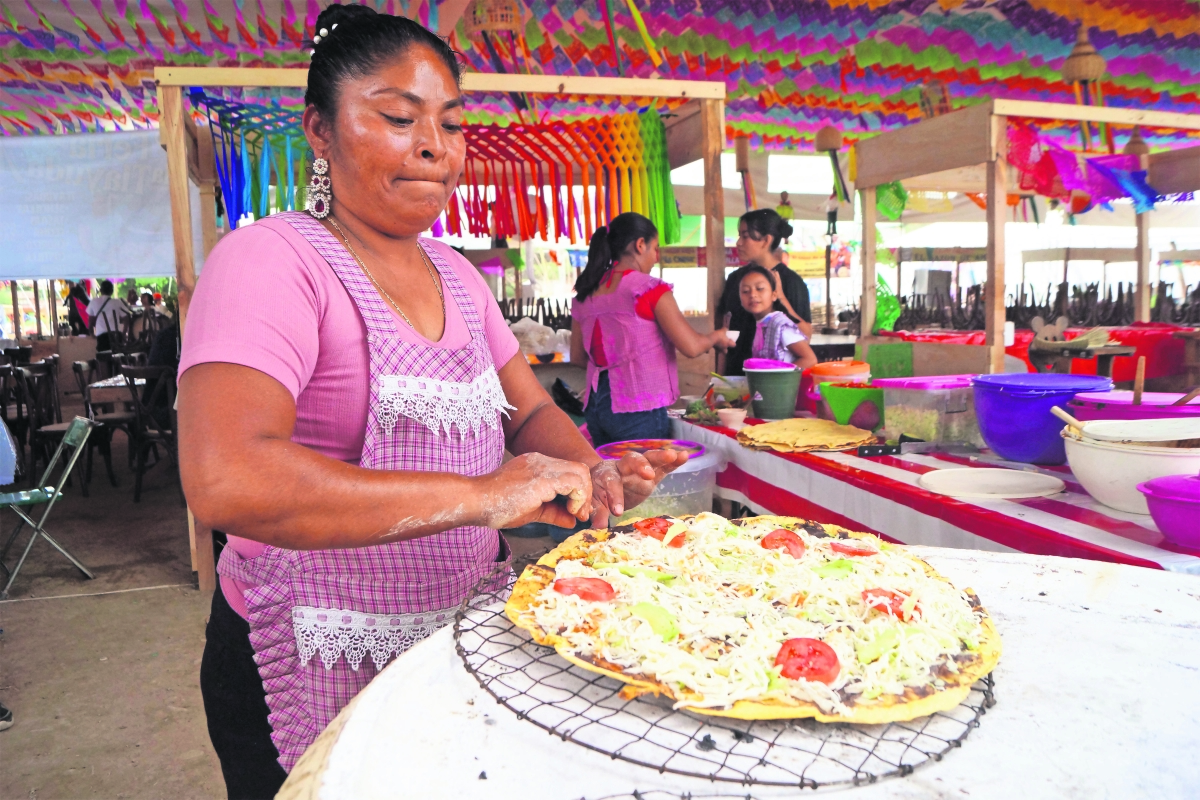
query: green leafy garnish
[
  {"left": 856, "top": 628, "right": 901, "bottom": 665},
  {"left": 630, "top": 603, "right": 680, "bottom": 642},
  {"left": 813, "top": 559, "right": 855, "bottom": 579},
  {"left": 618, "top": 565, "right": 676, "bottom": 584}
]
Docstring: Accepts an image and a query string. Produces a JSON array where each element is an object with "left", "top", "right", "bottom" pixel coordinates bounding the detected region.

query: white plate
[{"left": 917, "top": 468, "right": 1065, "bottom": 499}]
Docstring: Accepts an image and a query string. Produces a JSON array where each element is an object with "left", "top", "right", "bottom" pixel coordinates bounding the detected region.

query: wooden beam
[
  {"left": 854, "top": 102, "right": 995, "bottom": 189},
  {"left": 701, "top": 98, "right": 726, "bottom": 325},
  {"left": 154, "top": 67, "right": 725, "bottom": 99},
  {"left": 1021, "top": 247, "right": 1138, "bottom": 266},
  {"left": 199, "top": 184, "right": 220, "bottom": 259},
  {"left": 49, "top": 280, "right": 58, "bottom": 341},
  {"left": 31, "top": 280, "right": 41, "bottom": 339},
  {"left": 984, "top": 120, "right": 1007, "bottom": 375},
  {"left": 1147, "top": 145, "right": 1200, "bottom": 196},
  {"left": 859, "top": 187, "right": 877, "bottom": 337},
  {"left": 991, "top": 99, "right": 1200, "bottom": 132}
]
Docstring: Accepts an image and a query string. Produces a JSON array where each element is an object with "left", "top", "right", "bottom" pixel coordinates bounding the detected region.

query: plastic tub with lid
[
  {"left": 1138, "top": 472, "right": 1200, "bottom": 548},
  {"left": 596, "top": 439, "right": 724, "bottom": 525},
  {"left": 874, "top": 375, "right": 984, "bottom": 446},
  {"left": 972, "top": 373, "right": 1113, "bottom": 464},
  {"left": 743, "top": 360, "right": 801, "bottom": 420},
  {"left": 1068, "top": 391, "right": 1200, "bottom": 422}
]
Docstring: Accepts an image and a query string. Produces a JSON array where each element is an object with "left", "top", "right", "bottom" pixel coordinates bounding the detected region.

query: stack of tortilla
[{"left": 736, "top": 418, "right": 876, "bottom": 453}]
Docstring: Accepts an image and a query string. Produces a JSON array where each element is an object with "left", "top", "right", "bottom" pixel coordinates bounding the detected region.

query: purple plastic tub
[
  {"left": 1069, "top": 391, "right": 1200, "bottom": 422},
  {"left": 1138, "top": 473, "right": 1200, "bottom": 549},
  {"left": 972, "top": 374, "right": 1114, "bottom": 465}
]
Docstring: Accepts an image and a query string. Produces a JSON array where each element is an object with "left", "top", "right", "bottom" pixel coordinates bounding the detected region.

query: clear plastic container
[
  {"left": 597, "top": 440, "right": 724, "bottom": 524},
  {"left": 873, "top": 374, "right": 985, "bottom": 446}
]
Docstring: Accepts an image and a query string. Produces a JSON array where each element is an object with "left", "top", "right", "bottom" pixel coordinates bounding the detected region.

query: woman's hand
[
  {"left": 475, "top": 453, "right": 594, "bottom": 530},
  {"left": 587, "top": 450, "right": 690, "bottom": 527},
  {"left": 711, "top": 328, "right": 738, "bottom": 351}
]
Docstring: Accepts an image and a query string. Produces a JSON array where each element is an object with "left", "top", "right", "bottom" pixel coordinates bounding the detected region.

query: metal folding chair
[{"left": 0, "top": 416, "right": 96, "bottom": 599}]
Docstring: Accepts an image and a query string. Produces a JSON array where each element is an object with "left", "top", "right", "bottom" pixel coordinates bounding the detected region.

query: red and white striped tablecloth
[{"left": 672, "top": 419, "right": 1200, "bottom": 574}]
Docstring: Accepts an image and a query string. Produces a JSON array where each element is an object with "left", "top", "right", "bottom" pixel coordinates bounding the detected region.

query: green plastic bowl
[{"left": 818, "top": 382, "right": 885, "bottom": 431}]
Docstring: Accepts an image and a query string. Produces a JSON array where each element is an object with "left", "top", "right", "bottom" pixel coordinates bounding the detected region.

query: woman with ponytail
[
  {"left": 571, "top": 212, "right": 734, "bottom": 446},
  {"left": 717, "top": 208, "right": 813, "bottom": 375}
]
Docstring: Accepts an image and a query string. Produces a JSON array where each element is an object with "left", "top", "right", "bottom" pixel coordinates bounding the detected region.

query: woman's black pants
[{"left": 200, "top": 585, "right": 288, "bottom": 799}]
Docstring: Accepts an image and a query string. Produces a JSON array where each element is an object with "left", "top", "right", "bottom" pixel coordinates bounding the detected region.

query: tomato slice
[
  {"left": 774, "top": 638, "right": 840, "bottom": 684},
  {"left": 553, "top": 577, "right": 616, "bottom": 602},
  {"left": 830, "top": 540, "right": 879, "bottom": 557},
  {"left": 761, "top": 529, "right": 806, "bottom": 560},
  {"left": 862, "top": 588, "right": 918, "bottom": 621},
  {"left": 632, "top": 517, "right": 686, "bottom": 548}
]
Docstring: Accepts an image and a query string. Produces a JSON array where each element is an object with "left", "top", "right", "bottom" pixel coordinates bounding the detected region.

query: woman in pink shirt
[
  {"left": 178, "top": 7, "right": 683, "bottom": 797},
  {"left": 570, "top": 213, "right": 734, "bottom": 446}
]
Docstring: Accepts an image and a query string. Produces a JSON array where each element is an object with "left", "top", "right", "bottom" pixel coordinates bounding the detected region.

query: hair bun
[
  {"left": 778, "top": 220, "right": 794, "bottom": 240},
  {"left": 314, "top": 3, "right": 376, "bottom": 40}
]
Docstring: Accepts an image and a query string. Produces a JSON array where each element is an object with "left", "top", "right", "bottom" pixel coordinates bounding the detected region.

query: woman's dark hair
[
  {"left": 739, "top": 208, "right": 794, "bottom": 252},
  {"left": 305, "top": 4, "right": 462, "bottom": 119},
  {"left": 574, "top": 212, "right": 659, "bottom": 302},
  {"left": 737, "top": 264, "right": 800, "bottom": 323}
]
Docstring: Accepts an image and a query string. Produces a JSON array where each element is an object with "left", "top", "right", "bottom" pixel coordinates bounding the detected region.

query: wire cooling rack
[{"left": 454, "top": 566, "right": 997, "bottom": 791}]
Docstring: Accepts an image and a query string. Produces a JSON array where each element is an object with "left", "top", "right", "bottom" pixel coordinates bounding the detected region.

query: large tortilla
[
  {"left": 506, "top": 516, "right": 1001, "bottom": 724},
  {"left": 736, "top": 419, "right": 876, "bottom": 454}
]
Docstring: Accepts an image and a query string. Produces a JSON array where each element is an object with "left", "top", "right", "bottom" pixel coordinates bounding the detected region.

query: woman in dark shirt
[{"left": 717, "top": 209, "right": 812, "bottom": 375}]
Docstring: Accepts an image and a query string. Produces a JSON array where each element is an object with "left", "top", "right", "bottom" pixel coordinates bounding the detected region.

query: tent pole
[
  {"left": 859, "top": 188, "right": 877, "bottom": 338},
  {"left": 702, "top": 97, "right": 726, "bottom": 329},
  {"left": 10, "top": 282, "right": 20, "bottom": 342},
  {"left": 157, "top": 81, "right": 214, "bottom": 594},
  {"left": 985, "top": 118, "right": 1008, "bottom": 375},
  {"left": 49, "top": 280, "right": 58, "bottom": 341},
  {"left": 32, "top": 281, "right": 42, "bottom": 339}
]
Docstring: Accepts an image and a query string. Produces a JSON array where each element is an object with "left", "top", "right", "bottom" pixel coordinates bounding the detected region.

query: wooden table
[
  {"left": 674, "top": 419, "right": 1200, "bottom": 574},
  {"left": 1028, "top": 344, "right": 1138, "bottom": 377}
]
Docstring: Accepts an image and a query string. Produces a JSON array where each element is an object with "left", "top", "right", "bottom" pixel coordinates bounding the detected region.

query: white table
[{"left": 280, "top": 549, "right": 1200, "bottom": 800}]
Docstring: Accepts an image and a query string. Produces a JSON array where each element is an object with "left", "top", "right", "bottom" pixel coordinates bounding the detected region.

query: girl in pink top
[
  {"left": 570, "top": 213, "right": 734, "bottom": 446},
  {"left": 178, "top": 8, "right": 685, "bottom": 796}
]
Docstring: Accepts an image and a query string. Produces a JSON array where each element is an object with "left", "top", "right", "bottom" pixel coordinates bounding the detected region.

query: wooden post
[
  {"left": 49, "top": 280, "right": 58, "bottom": 340},
  {"left": 859, "top": 187, "right": 877, "bottom": 337},
  {"left": 32, "top": 280, "right": 42, "bottom": 339},
  {"left": 158, "top": 82, "right": 215, "bottom": 594},
  {"left": 984, "top": 117, "right": 1008, "bottom": 375},
  {"left": 701, "top": 97, "right": 726, "bottom": 325},
  {"left": 10, "top": 281, "right": 20, "bottom": 341},
  {"left": 1134, "top": 180, "right": 1152, "bottom": 322},
  {"left": 199, "top": 183, "right": 219, "bottom": 258}
]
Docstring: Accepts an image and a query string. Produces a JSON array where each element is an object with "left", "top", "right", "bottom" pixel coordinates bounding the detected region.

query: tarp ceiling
[{"left": 1, "top": 0, "right": 1197, "bottom": 150}]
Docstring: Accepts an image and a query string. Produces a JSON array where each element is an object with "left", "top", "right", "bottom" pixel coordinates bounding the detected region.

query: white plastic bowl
[{"left": 1062, "top": 431, "right": 1200, "bottom": 514}]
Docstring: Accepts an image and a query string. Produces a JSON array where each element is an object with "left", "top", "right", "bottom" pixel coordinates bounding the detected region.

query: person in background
[
  {"left": 571, "top": 212, "right": 735, "bottom": 446},
  {"left": 739, "top": 266, "right": 817, "bottom": 370},
  {"left": 125, "top": 289, "right": 139, "bottom": 307},
  {"left": 65, "top": 281, "right": 90, "bottom": 335},
  {"left": 717, "top": 209, "right": 812, "bottom": 375},
  {"left": 140, "top": 291, "right": 156, "bottom": 310},
  {"left": 86, "top": 280, "right": 130, "bottom": 351}
]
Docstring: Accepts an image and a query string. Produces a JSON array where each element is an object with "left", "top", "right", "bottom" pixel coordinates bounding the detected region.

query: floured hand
[
  {"left": 588, "top": 449, "right": 690, "bottom": 527},
  {"left": 476, "top": 453, "right": 593, "bottom": 531}
]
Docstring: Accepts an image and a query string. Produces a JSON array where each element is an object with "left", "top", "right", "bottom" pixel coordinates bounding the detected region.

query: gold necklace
[{"left": 328, "top": 217, "right": 444, "bottom": 332}]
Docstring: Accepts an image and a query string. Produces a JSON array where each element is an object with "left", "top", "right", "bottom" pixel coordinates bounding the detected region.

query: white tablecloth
[{"left": 308, "top": 549, "right": 1200, "bottom": 800}]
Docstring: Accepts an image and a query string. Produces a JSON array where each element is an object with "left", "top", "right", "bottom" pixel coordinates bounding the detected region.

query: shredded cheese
[{"left": 526, "top": 513, "right": 985, "bottom": 714}]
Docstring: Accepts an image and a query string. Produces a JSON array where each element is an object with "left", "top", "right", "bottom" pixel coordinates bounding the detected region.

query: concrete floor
[{"left": 0, "top": 413, "right": 556, "bottom": 800}]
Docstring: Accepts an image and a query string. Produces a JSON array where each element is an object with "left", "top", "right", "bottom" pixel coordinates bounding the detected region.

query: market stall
[
  {"left": 277, "top": 547, "right": 1200, "bottom": 799},
  {"left": 853, "top": 99, "right": 1200, "bottom": 374},
  {"left": 154, "top": 66, "right": 728, "bottom": 592}
]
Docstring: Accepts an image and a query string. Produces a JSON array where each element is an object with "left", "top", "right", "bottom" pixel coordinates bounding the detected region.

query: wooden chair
[
  {"left": 0, "top": 364, "right": 28, "bottom": 460},
  {"left": 94, "top": 350, "right": 117, "bottom": 381},
  {"left": 0, "top": 416, "right": 96, "bottom": 598},
  {"left": 72, "top": 360, "right": 125, "bottom": 489},
  {"left": 122, "top": 366, "right": 181, "bottom": 504},
  {"left": 17, "top": 364, "right": 85, "bottom": 494}
]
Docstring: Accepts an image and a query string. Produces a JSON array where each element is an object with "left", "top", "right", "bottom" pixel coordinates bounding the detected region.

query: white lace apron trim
[
  {"left": 292, "top": 605, "right": 457, "bottom": 671},
  {"left": 377, "top": 365, "right": 515, "bottom": 437}
]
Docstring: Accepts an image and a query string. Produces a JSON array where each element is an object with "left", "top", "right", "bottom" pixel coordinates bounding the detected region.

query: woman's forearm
[{"left": 508, "top": 398, "right": 600, "bottom": 467}]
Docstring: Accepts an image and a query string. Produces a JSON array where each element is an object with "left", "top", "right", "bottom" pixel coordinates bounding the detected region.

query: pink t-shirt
[{"left": 179, "top": 215, "right": 520, "bottom": 617}]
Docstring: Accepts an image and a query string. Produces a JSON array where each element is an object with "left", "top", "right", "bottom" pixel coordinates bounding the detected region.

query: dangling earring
[{"left": 307, "top": 157, "right": 331, "bottom": 219}]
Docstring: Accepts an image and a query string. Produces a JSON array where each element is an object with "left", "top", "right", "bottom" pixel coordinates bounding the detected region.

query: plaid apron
[{"left": 217, "top": 212, "right": 509, "bottom": 770}]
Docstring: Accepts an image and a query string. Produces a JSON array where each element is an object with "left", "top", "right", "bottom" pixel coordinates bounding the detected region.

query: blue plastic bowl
[{"left": 972, "top": 374, "right": 1114, "bottom": 465}]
